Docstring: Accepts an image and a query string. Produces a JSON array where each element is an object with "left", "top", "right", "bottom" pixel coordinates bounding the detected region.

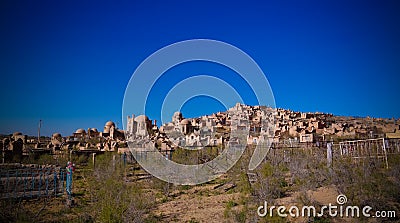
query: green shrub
[{"left": 84, "top": 153, "right": 155, "bottom": 222}]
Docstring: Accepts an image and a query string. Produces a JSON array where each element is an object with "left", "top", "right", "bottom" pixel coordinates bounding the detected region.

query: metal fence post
[
  {"left": 54, "top": 170, "right": 57, "bottom": 196},
  {"left": 31, "top": 171, "right": 34, "bottom": 198},
  {"left": 14, "top": 170, "right": 18, "bottom": 199},
  {"left": 6, "top": 171, "right": 10, "bottom": 199},
  {"left": 23, "top": 170, "right": 27, "bottom": 198},
  {"left": 45, "top": 169, "right": 49, "bottom": 196},
  {"left": 39, "top": 168, "right": 42, "bottom": 197},
  {"left": 61, "top": 169, "right": 64, "bottom": 196}
]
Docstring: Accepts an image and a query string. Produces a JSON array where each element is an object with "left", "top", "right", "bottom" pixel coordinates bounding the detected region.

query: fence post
[
  {"left": 6, "top": 171, "right": 10, "bottom": 199},
  {"left": 60, "top": 169, "right": 64, "bottom": 196},
  {"left": 39, "top": 168, "right": 42, "bottom": 197},
  {"left": 31, "top": 171, "right": 34, "bottom": 198},
  {"left": 23, "top": 170, "right": 26, "bottom": 197},
  {"left": 54, "top": 170, "right": 57, "bottom": 196},
  {"left": 327, "top": 142, "right": 332, "bottom": 168},
  {"left": 45, "top": 169, "right": 49, "bottom": 196},
  {"left": 382, "top": 138, "right": 389, "bottom": 169},
  {"left": 14, "top": 170, "right": 18, "bottom": 199}
]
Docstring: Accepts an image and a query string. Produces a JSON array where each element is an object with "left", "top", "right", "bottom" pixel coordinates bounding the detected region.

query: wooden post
[{"left": 92, "top": 153, "right": 96, "bottom": 167}]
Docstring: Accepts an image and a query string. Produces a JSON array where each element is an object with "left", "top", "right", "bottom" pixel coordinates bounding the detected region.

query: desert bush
[
  {"left": 83, "top": 153, "right": 155, "bottom": 222},
  {"left": 288, "top": 148, "right": 330, "bottom": 191},
  {"left": 36, "top": 154, "right": 55, "bottom": 165},
  {"left": 74, "top": 154, "right": 89, "bottom": 165},
  {"left": 332, "top": 156, "right": 400, "bottom": 216},
  {"left": 152, "top": 177, "right": 173, "bottom": 197},
  {"left": 0, "top": 199, "right": 33, "bottom": 222},
  {"left": 224, "top": 199, "right": 247, "bottom": 222},
  {"left": 171, "top": 146, "right": 220, "bottom": 165},
  {"left": 253, "top": 162, "right": 287, "bottom": 203}
]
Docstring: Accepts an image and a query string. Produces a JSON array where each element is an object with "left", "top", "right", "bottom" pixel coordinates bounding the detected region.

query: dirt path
[
  {"left": 153, "top": 184, "right": 342, "bottom": 223},
  {"left": 152, "top": 184, "right": 242, "bottom": 222}
]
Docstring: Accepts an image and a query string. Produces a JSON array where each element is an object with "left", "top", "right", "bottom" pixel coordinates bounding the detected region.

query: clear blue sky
[{"left": 1, "top": 0, "right": 399, "bottom": 136}]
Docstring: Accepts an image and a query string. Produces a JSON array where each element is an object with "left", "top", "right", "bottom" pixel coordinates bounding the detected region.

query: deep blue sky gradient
[{"left": 1, "top": 0, "right": 399, "bottom": 136}]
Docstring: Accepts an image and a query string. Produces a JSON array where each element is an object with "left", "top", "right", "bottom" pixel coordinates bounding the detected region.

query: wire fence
[{"left": 0, "top": 167, "right": 66, "bottom": 199}]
